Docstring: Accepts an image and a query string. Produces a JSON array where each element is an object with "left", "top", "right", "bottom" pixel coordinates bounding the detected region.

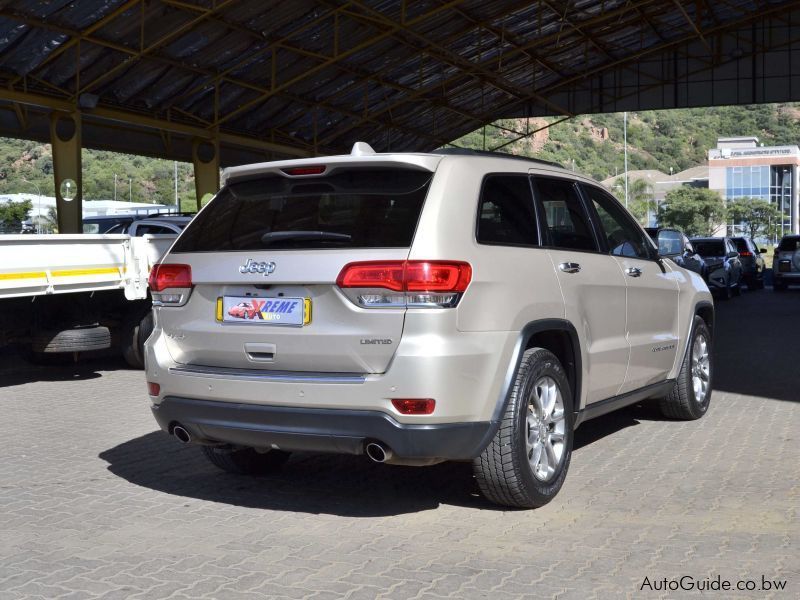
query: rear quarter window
[
  {"left": 778, "top": 236, "right": 800, "bottom": 251},
  {"left": 172, "top": 168, "right": 432, "bottom": 252},
  {"left": 476, "top": 175, "right": 538, "bottom": 247}
]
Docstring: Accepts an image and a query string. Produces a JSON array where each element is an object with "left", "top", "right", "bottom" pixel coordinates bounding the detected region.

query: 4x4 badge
[{"left": 239, "top": 259, "right": 277, "bottom": 276}]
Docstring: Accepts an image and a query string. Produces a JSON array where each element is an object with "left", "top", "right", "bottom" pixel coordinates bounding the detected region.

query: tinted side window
[
  {"left": 581, "top": 185, "right": 651, "bottom": 259},
  {"left": 476, "top": 175, "right": 538, "bottom": 246},
  {"left": 657, "top": 229, "right": 684, "bottom": 256},
  {"left": 534, "top": 178, "right": 597, "bottom": 251},
  {"left": 136, "top": 225, "right": 173, "bottom": 235}
]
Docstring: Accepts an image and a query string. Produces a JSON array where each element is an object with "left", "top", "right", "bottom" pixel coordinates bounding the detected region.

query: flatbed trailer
[{"left": 0, "top": 233, "right": 176, "bottom": 367}]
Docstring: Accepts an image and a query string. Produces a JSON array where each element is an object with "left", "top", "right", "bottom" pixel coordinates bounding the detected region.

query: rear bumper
[
  {"left": 152, "top": 396, "right": 494, "bottom": 460},
  {"left": 773, "top": 271, "right": 800, "bottom": 282}
]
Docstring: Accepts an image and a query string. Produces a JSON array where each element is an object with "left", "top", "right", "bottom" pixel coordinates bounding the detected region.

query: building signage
[{"left": 710, "top": 147, "right": 798, "bottom": 159}]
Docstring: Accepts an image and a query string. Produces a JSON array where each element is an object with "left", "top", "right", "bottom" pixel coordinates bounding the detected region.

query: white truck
[{"left": 0, "top": 233, "right": 176, "bottom": 367}]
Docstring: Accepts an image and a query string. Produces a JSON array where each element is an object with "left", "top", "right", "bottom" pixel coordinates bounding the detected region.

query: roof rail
[{"left": 434, "top": 147, "right": 563, "bottom": 169}]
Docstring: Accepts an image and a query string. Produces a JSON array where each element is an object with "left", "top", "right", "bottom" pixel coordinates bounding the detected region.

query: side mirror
[{"left": 759, "top": 248, "right": 767, "bottom": 253}]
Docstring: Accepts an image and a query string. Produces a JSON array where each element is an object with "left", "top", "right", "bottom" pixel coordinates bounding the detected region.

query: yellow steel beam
[
  {"left": 0, "top": 88, "right": 311, "bottom": 157},
  {"left": 50, "top": 111, "right": 82, "bottom": 233}
]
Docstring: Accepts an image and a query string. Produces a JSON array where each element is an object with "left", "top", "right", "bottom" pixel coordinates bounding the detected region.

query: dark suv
[
  {"left": 691, "top": 237, "right": 743, "bottom": 299},
  {"left": 730, "top": 237, "right": 767, "bottom": 289}
]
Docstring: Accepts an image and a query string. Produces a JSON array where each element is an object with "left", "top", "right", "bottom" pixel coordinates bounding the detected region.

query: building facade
[{"left": 708, "top": 137, "right": 800, "bottom": 237}]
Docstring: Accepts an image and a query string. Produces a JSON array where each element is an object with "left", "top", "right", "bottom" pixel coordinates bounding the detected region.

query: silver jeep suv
[{"left": 145, "top": 144, "right": 714, "bottom": 508}]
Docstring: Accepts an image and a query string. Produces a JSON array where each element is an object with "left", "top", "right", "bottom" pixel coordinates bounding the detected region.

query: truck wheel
[
  {"left": 201, "top": 446, "right": 291, "bottom": 475},
  {"left": 122, "top": 309, "right": 153, "bottom": 369},
  {"left": 473, "top": 348, "right": 573, "bottom": 509},
  {"left": 31, "top": 326, "right": 111, "bottom": 354},
  {"left": 659, "top": 316, "right": 712, "bottom": 420}
]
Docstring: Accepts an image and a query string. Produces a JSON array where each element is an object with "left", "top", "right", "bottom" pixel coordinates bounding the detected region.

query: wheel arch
[{"left": 478, "top": 320, "right": 582, "bottom": 452}]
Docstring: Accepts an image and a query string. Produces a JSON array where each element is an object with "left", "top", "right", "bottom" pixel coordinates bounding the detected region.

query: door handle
[
  {"left": 559, "top": 262, "right": 581, "bottom": 274},
  {"left": 625, "top": 267, "right": 642, "bottom": 277}
]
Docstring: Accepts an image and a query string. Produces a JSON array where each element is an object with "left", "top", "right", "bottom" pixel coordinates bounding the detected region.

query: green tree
[
  {"left": 611, "top": 177, "right": 655, "bottom": 225},
  {"left": 727, "top": 197, "right": 782, "bottom": 240},
  {"left": 0, "top": 199, "right": 32, "bottom": 232},
  {"left": 659, "top": 188, "right": 727, "bottom": 237}
]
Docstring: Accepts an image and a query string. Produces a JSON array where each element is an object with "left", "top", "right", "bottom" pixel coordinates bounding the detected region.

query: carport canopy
[{"left": 1, "top": 0, "right": 799, "bottom": 228}]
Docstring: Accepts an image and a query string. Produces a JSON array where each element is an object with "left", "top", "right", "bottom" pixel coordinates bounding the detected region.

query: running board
[{"left": 574, "top": 380, "right": 675, "bottom": 427}]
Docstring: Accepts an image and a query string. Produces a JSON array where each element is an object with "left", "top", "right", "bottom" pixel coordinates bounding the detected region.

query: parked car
[
  {"left": 690, "top": 237, "right": 744, "bottom": 299},
  {"left": 124, "top": 215, "right": 192, "bottom": 236},
  {"left": 730, "top": 237, "right": 767, "bottom": 289},
  {"left": 145, "top": 144, "right": 714, "bottom": 509},
  {"left": 645, "top": 227, "right": 705, "bottom": 279},
  {"left": 773, "top": 234, "right": 800, "bottom": 291},
  {"left": 83, "top": 214, "right": 144, "bottom": 233}
]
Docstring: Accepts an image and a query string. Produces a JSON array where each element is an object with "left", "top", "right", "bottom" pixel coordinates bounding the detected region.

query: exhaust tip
[
  {"left": 365, "top": 442, "right": 392, "bottom": 463},
  {"left": 173, "top": 425, "right": 192, "bottom": 444}
]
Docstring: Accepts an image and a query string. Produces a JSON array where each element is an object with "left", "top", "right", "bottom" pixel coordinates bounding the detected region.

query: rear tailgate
[{"left": 157, "top": 164, "right": 436, "bottom": 374}]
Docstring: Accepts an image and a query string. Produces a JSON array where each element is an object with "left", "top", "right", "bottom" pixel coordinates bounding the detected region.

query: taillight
[
  {"left": 739, "top": 251, "right": 752, "bottom": 257},
  {"left": 147, "top": 382, "right": 160, "bottom": 396},
  {"left": 336, "top": 260, "right": 471, "bottom": 308},
  {"left": 149, "top": 263, "right": 192, "bottom": 306}
]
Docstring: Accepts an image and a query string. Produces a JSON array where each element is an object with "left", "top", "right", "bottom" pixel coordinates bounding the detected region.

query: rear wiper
[{"left": 260, "top": 231, "right": 352, "bottom": 245}]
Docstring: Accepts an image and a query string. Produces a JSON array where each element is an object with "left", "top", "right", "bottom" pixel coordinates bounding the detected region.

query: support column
[
  {"left": 192, "top": 137, "right": 220, "bottom": 210},
  {"left": 50, "top": 112, "right": 82, "bottom": 233}
]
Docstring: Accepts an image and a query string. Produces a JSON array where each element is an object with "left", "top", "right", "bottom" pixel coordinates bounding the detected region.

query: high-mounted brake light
[
  {"left": 336, "top": 261, "right": 471, "bottom": 308},
  {"left": 281, "top": 165, "right": 326, "bottom": 176},
  {"left": 739, "top": 251, "right": 753, "bottom": 256},
  {"left": 149, "top": 264, "right": 192, "bottom": 306}
]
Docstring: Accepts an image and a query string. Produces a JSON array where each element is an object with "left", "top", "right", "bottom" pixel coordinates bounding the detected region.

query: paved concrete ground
[{"left": 1, "top": 286, "right": 797, "bottom": 599}]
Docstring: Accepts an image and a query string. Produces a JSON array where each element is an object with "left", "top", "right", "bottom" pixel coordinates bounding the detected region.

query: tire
[
  {"left": 732, "top": 274, "right": 742, "bottom": 296},
  {"left": 122, "top": 309, "right": 154, "bottom": 369},
  {"left": 31, "top": 325, "right": 111, "bottom": 354},
  {"left": 658, "top": 316, "right": 712, "bottom": 420},
  {"left": 473, "top": 348, "right": 573, "bottom": 509},
  {"left": 720, "top": 277, "right": 732, "bottom": 300},
  {"left": 201, "top": 446, "right": 291, "bottom": 475}
]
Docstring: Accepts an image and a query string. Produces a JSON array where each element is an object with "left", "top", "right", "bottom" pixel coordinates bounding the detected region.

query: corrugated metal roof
[{"left": 0, "top": 0, "right": 796, "bottom": 164}]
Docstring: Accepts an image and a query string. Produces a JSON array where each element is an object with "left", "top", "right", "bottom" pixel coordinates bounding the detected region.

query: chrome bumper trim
[{"left": 168, "top": 364, "right": 366, "bottom": 384}]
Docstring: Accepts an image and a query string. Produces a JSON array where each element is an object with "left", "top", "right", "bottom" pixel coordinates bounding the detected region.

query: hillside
[
  {"left": 453, "top": 103, "right": 800, "bottom": 181},
  {"left": 2, "top": 103, "right": 800, "bottom": 210},
  {"left": 0, "top": 138, "right": 198, "bottom": 212}
]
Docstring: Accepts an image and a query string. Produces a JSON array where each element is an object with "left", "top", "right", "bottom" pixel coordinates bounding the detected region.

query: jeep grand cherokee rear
[{"left": 146, "top": 144, "right": 714, "bottom": 509}]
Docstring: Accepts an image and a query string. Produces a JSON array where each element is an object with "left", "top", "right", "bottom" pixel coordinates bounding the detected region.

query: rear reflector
[
  {"left": 147, "top": 382, "right": 160, "bottom": 396},
  {"left": 391, "top": 398, "right": 435, "bottom": 415},
  {"left": 281, "top": 165, "right": 326, "bottom": 176},
  {"left": 149, "top": 264, "right": 192, "bottom": 292}
]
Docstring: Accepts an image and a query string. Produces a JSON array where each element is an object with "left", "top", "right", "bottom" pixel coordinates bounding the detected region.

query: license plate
[
  {"left": 779, "top": 262, "right": 790, "bottom": 272},
  {"left": 220, "top": 296, "right": 309, "bottom": 326}
]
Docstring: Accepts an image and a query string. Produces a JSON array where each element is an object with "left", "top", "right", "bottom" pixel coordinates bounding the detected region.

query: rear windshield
[
  {"left": 693, "top": 241, "right": 725, "bottom": 256},
  {"left": 172, "top": 168, "right": 432, "bottom": 252},
  {"left": 778, "top": 236, "right": 800, "bottom": 251},
  {"left": 732, "top": 238, "right": 749, "bottom": 252}
]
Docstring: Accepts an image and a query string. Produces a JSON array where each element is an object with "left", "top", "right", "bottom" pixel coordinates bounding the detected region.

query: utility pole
[
  {"left": 129, "top": 178, "right": 132, "bottom": 202},
  {"left": 174, "top": 161, "right": 178, "bottom": 207},
  {"left": 623, "top": 111, "right": 629, "bottom": 209},
  {"left": 114, "top": 173, "right": 117, "bottom": 202}
]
